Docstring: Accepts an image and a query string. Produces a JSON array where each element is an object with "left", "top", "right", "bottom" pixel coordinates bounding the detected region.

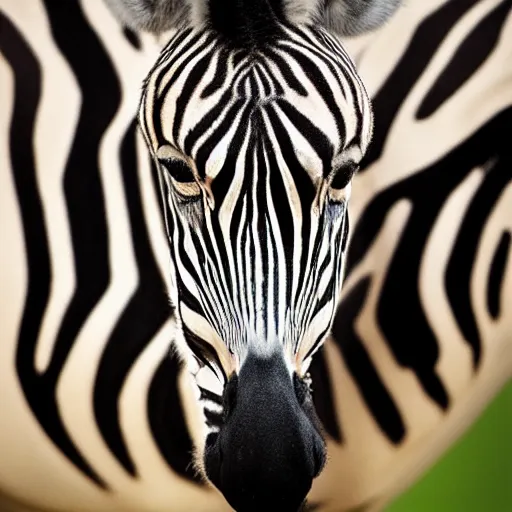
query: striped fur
[
  {"left": 0, "top": 0, "right": 511, "bottom": 511},
  {"left": 138, "top": 19, "right": 373, "bottom": 392}
]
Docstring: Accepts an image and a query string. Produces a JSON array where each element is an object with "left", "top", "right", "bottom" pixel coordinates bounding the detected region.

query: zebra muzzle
[{"left": 204, "top": 351, "right": 326, "bottom": 512}]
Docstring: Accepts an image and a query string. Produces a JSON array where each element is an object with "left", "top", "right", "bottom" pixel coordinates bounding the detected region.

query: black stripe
[
  {"left": 176, "top": 275, "right": 207, "bottom": 318},
  {"left": 303, "top": 324, "right": 331, "bottom": 362},
  {"left": 204, "top": 408, "right": 223, "bottom": 429},
  {"left": 172, "top": 211, "right": 205, "bottom": 290},
  {"left": 254, "top": 65, "right": 272, "bottom": 96},
  {"left": 5, "top": 7, "right": 107, "bottom": 488},
  {"left": 364, "top": 0, "right": 482, "bottom": 170},
  {"left": 172, "top": 52, "right": 213, "bottom": 142},
  {"left": 312, "top": 279, "right": 335, "bottom": 320},
  {"left": 43, "top": 0, "right": 117, "bottom": 392},
  {"left": 255, "top": 131, "right": 270, "bottom": 337},
  {"left": 266, "top": 137, "right": 294, "bottom": 306},
  {"left": 347, "top": 109, "right": 512, "bottom": 410},
  {"left": 300, "top": 213, "right": 328, "bottom": 323},
  {"left": 309, "top": 209, "right": 344, "bottom": 322},
  {"left": 141, "top": 27, "right": 194, "bottom": 94},
  {"left": 152, "top": 30, "right": 204, "bottom": 95},
  {"left": 232, "top": 49, "right": 246, "bottom": 68},
  {"left": 150, "top": 158, "right": 169, "bottom": 239},
  {"left": 256, "top": 58, "right": 285, "bottom": 96},
  {"left": 275, "top": 98, "right": 334, "bottom": 176},
  {"left": 332, "top": 277, "right": 406, "bottom": 444},
  {"left": 194, "top": 99, "right": 248, "bottom": 175},
  {"left": 152, "top": 31, "right": 209, "bottom": 145},
  {"left": 182, "top": 325, "right": 227, "bottom": 382},
  {"left": 183, "top": 93, "right": 243, "bottom": 156},
  {"left": 199, "top": 386, "right": 223, "bottom": 406},
  {"left": 446, "top": 156, "right": 512, "bottom": 368},
  {"left": 416, "top": 0, "right": 512, "bottom": 120},
  {"left": 122, "top": 27, "right": 141, "bottom": 50},
  {"left": 201, "top": 49, "right": 229, "bottom": 98},
  {"left": 283, "top": 26, "right": 348, "bottom": 100},
  {"left": 173, "top": 224, "right": 217, "bottom": 320},
  {"left": 264, "top": 104, "right": 316, "bottom": 306},
  {"left": 341, "top": 212, "right": 349, "bottom": 252},
  {"left": 265, "top": 209, "right": 282, "bottom": 330},
  {"left": 277, "top": 45, "right": 346, "bottom": 143},
  {"left": 236, "top": 69, "right": 250, "bottom": 96},
  {"left": 159, "top": 28, "right": 194, "bottom": 64},
  {"left": 265, "top": 47, "right": 308, "bottom": 96},
  {"left": 487, "top": 231, "right": 511, "bottom": 320},
  {"left": 93, "top": 122, "right": 172, "bottom": 477},
  {"left": 211, "top": 104, "right": 249, "bottom": 203},
  {"left": 147, "top": 347, "right": 202, "bottom": 483},
  {"left": 308, "top": 348, "right": 343, "bottom": 442},
  {"left": 194, "top": 223, "right": 234, "bottom": 332}
]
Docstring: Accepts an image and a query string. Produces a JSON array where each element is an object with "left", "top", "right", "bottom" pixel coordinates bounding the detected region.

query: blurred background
[{"left": 388, "top": 382, "right": 512, "bottom": 511}]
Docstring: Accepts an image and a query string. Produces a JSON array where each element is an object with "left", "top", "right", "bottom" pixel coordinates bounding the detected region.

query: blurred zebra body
[{"left": 0, "top": 0, "right": 511, "bottom": 511}]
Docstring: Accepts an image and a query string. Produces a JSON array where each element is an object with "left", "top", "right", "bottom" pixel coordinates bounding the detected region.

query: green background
[{"left": 387, "top": 382, "right": 512, "bottom": 512}]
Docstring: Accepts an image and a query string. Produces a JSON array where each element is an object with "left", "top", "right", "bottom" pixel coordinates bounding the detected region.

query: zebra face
[{"left": 139, "top": 22, "right": 372, "bottom": 511}]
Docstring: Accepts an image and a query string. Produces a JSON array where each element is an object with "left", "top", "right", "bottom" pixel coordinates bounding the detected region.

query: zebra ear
[
  {"left": 103, "top": 0, "right": 190, "bottom": 33},
  {"left": 322, "top": 0, "right": 403, "bottom": 37}
]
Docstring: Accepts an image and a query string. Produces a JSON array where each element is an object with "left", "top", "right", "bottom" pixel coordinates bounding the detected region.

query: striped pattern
[
  {"left": 0, "top": 1, "right": 511, "bottom": 511},
  {"left": 139, "top": 21, "right": 372, "bottom": 387}
]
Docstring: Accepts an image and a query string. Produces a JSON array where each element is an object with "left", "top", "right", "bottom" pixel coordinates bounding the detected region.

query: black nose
[{"left": 204, "top": 352, "right": 326, "bottom": 512}]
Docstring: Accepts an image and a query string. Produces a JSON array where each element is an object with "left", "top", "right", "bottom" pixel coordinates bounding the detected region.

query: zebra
[
  {"left": 0, "top": 0, "right": 511, "bottom": 511},
  {"left": 113, "top": 0, "right": 406, "bottom": 509}
]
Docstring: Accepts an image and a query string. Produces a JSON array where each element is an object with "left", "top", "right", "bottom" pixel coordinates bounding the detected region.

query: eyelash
[
  {"left": 159, "top": 158, "right": 202, "bottom": 202},
  {"left": 330, "top": 162, "right": 359, "bottom": 190},
  {"left": 159, "top": 158, "right": 195, "bottom": 182}
]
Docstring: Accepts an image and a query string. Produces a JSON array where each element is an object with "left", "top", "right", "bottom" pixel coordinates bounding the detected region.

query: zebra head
[{"left": 108, "top": 0, "right": 400, "bottom": 510}]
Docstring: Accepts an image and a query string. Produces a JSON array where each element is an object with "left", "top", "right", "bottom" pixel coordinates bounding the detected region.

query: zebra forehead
[
  {"left": 155, "top": 77, "right": 362, "bottom": 161},
  {"left": 139, "top": 24, "right": 372, "bottom": 159},
  {"left": 146, "top": 26, "right": 366, "bottom": 103}
]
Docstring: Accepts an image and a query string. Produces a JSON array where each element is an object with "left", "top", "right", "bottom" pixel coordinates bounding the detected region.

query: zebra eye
[
  {"left": 330, "top": 162, "right": 358, "bottom": 190},
  {"left": 159, "top": 158, "right": 201, "bottom": 201},
  {"left": 329, "top": 162, "right": 358, "bottom": 204}
]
